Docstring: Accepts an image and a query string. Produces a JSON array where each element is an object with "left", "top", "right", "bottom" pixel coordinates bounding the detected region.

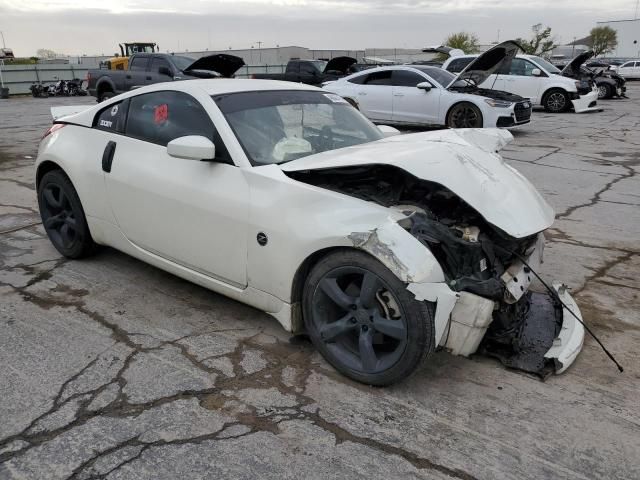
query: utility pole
[
  {"left": 256, "top": 41, "right": 262, "bottom": 63},
  {"left": 0, "top": 31, "right": 6, "bottom": 49}
]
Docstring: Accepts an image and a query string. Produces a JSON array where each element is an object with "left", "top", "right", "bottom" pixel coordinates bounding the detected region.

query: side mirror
[
  {"left": 416, "top": 81, "right": 433, "bottom": 91},
  {"left": 158, "top": 66, "right": 172, "bottom": 77},
  {"left": 378, "top": 125, "right": 401, "bottom": 138},
  {"left": 531, "top": 68, "right": 542, "bottom": 76},
  {"left": 167, "top": 136, "right": 216, "bottom": 161}
]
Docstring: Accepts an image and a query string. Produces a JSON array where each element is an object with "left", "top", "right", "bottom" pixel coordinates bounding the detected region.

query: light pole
[
  {"left": 256, "top": 41, "right": 262, "bottom": 63},
  {"left": 0, "top": 31, "right": 6, "bottom": 49}
]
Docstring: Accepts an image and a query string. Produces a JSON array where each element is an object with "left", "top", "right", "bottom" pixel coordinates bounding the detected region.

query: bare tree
[{"left": 516, "top": 24, "right": 557, "bottom": 55}]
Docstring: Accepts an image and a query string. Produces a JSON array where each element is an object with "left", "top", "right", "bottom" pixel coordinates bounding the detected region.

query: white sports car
[
  {"left": 323, "top": 42, "right": 532, "bottom": 129},
  {"left": 37, "top": 79, "right": 584, "bottom": 385}
]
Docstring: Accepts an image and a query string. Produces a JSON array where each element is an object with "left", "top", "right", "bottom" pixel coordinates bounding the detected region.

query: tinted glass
[
  {"left": 94, "top": 101, "right": 127, "bottom": 133},
  {"left": 171, "top": 56, "right": 196, "bottom": 71},
  {"left": 508, "top": 58, "right": 538, "bottom": 76},
  {"left": 213, "top": 90, "right": 383, "bottom": 166},
  {"left": 129, "top": 57, "right": 148, "bottom": 71},
  {"left": 364, "top": 71, "right": 392, "bottom": 85},
  {"left": 346, "top": 72, "right": 367, "bottom": 84},
  {"left": 447, "top": 57, "right": 474, "bottom": 73},
  {"left": 150, "top": 58, "right": 171, "bottom": 75},
  {"left": 391, "top": 70, "right": 425, "bottom": 87},
  {"left": 411, "top": 66, "right": 454, "bottom": 87},
  {"left": 529, "top": 56, "right": 561, "bottom": 73},
  {"left": 125, "top": 91, "right": 214, "bottom": 146}
]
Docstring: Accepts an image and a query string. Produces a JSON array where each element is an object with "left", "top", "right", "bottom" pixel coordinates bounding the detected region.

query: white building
[{"left": 596, "top": 19, "right": 640, "bottom": 58}]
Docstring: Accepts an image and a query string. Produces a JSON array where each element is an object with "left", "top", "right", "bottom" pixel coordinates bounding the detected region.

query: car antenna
[{"left": 495, "top": 245, "right": 624, "bottom": 372}]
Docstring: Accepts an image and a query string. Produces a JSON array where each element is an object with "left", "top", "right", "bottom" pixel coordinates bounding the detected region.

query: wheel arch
[
  {"left": 445, "top": 100, "right": 484, "bottom": 127},
  {"left": 540, "top": 86, "right": 569, "bottom": 102},
  {"left": 36, "top": 160, "right": 66, "bottom": 189}
]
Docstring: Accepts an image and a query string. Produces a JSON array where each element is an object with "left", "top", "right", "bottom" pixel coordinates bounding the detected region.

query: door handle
[
  {"left": 102, "top": 141, "right": 117, "bottom": 173},
  {"left": 357, "top": 92, "right": 367, "bottom": 96},
  {"left": 126, "top": 75, "right": 132, "bottom": 79},
  {"left": 393, "top": 93, "right": 404, "bottom": 97}
]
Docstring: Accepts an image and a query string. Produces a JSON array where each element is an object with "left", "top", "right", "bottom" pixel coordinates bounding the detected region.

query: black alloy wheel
[
  {"left": 543, "top": 89, "right": 569, "bottom": 113},
  {"left": 447, "top": 102, "right": 483, "bottom": 128},
  {"left": 37, "top": 170, "right": 96, "bottom": 258},
  {"left": 303, "top": 250, "right": 434, "bottom": 386}
]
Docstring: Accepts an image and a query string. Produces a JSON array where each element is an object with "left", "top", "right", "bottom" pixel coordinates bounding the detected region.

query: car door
[
  {"left": 125, "top": 56, "right": 150, "bottom": 91},
  {"left": 101, "top": 90, "right": 250, "bottom": 287},
  {"left": 353, "top": 70, "right": 393, "bottom": 121},
  {"left": 390, "top": 69, "right": 440, "bottom": 125},
  {"left": 146, "top": 57, "right": 174, "bottom": 85},
  {"left": 499, "top": 58, "right": 543, "bottom": 103}
]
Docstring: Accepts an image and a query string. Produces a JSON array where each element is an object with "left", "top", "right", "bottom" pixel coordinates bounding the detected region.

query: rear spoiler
[{"left": 51, "top": 105, "right": 93, "bottom": 121}]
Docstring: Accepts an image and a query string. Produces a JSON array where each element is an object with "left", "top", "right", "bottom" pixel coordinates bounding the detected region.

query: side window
[
  {"left": 93, "top": 100, "right": 128, "bottom": 133},
  {"left": 299, "top": 63, "right": 319, "bottom": 75},
  {"left": 347, "top": 73, "right": 367, "bottom": 84},
  {"left": 448, "top": 58, "right": 473, "bottom": 73},
  {"left": 508, "top": 59, "right": 537, "bottom": 76},
  {"left": 125, "top": 91, "right": 214, "bottom": 146},
  {"left": 129, "top": 57, "right": 148, "bottom": 71},
  {"left": 151, "top": 58, "right": 171, "bottom": 75},
  {"left": 364, "top": 70, "right": 392, "bottom": 85},
  {"left": 391, "top": 70, "right": 426, "bottom": 87}
]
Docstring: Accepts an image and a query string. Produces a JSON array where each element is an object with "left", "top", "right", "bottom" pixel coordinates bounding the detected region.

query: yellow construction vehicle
[{"left": 100, "top": 43, "right": 158, "bottom": 70}]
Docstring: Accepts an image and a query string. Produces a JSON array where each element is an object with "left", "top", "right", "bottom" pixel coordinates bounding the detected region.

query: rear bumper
[
  {"left": 571, "top": 90, "right": 600, "bottom": 113},
  {"left": 544, "top": 283, "right": 585, "bottom": 374}
]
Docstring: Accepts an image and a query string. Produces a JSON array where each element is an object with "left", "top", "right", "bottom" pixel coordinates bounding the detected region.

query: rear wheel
[
  {"left": 303, "top": 250, "right": 435, "bottom": 386},
  {"left": 542, "top": 89, "right": 569, "bottom": 112},
  {"left": 99, "top": 91, "right": 114, "bottom": 103},
  {"left": 447, "top": 102, "right": 483, "bottom": 128},
  {"left": 37, "top": 170, "right": 96, "bottom": 259}
]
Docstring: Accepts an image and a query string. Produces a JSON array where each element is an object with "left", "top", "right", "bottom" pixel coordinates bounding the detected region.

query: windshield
[
  {"left": 309, "top": 60, "right": 328, "bottom": 72},
  {"left": 530, "top": 56, "right": 561, "bottom": 74},
  {"left": 172, "top": 55, "right": 196, "bottom": 71},
  {"left": 214, "top": 90, "right": 384, "bottom": 166}
]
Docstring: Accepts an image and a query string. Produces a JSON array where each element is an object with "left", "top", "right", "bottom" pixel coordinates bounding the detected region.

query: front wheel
[
  {"left": 37, "top": 170, "right": 96, "bottom": 259},
  {"left": 542, "top": 89, "right": 570, "bottom": 112},
  {"left": 597, "top": 84, "right": 612, "bottom": 99},
  {"left": 303, "top": 250, "right": 435, "bottom": 386},
  {"left": 447, "top": 102, "right": 483, "bottom": 128}
]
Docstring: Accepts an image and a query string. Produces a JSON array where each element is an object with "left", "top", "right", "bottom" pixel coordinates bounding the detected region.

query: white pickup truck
[{"left": 442, "top": 53, "right": 599, "bottom": 113}]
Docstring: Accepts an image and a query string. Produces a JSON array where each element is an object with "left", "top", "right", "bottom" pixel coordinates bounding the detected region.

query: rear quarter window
[
  {"left": 93, "top": 101, "right": 128, "bottom": 133},
  {"left": 447, "top": 57, "right": 474, "bottom": 73}
]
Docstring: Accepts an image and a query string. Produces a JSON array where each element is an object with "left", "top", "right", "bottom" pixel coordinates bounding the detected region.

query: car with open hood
[
  {"left": 322, "top": 41, "right": 532, "bottom": 129},
  {"left": 86, "top": 53, "right": 245, "bottom": 102},
  {"left": 249, "top": 57, "right": 358, "bottom": 86},
  {"left": 442, "top": 44, "right": 600, "bottom": 113},
  {"left": 38, "top": 79, "right": 585, "bottom": 385},
  {"left": 560, "top": 51, "right": 626, "bottom": 99}
]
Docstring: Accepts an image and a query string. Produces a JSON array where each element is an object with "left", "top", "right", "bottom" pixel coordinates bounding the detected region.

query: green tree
[
  {"left": 516, "top": 24, "right": 557, "bottom": 55},
  {"left": 590, "top": 26, "right": 618, "bottom": 56},
  {"left": 436, "top": 32, "right": 480, "bottom": 61},
  {"left": 36, "top": 48, "right": 59, "bottom": 59}
]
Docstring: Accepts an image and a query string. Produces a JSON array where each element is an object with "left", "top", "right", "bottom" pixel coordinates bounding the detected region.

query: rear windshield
[{"left": 213, "top": 90, "right": 383, "bottom": 166}]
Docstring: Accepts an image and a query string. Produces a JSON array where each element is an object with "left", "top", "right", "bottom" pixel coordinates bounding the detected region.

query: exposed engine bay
[
  {"left": 287, "top": 163, "right": 566, "bottom": 376},
  {"left": 448, "top": 86, "right": 524, "bottom": 103}
]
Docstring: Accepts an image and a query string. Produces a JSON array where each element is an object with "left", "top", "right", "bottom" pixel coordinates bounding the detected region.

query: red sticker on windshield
[{"left": 154, "top": 104, "right": 168, "bottom": 124}]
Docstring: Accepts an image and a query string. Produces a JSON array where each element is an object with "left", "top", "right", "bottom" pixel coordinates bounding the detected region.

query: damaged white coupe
[{"left": 37, "top": 79, "right": 585, "bottom": 385}]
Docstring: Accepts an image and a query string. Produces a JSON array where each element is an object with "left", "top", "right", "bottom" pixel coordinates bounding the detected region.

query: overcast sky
[{"left": 0, "top": 0, "right": 637, "bottom": 57}]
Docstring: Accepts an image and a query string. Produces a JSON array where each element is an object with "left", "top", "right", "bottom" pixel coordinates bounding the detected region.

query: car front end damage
[
  {"left": 284, "top": 129, "right": 585, "bottom": 376},
  {"left": 570, "top": 88, "right": 600, "bottom": 113}
]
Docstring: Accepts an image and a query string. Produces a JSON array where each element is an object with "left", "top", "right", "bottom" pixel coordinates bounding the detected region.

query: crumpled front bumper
[
  {"left": 544, "top": 283, "right": 585, "bottom": 373},
  {"left": 571, "top": 90, "right": 600, "bottom": 113}
]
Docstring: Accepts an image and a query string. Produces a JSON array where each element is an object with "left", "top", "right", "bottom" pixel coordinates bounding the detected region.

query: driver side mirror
[
  {"left": 159, "top": 66, "right": 172, "bottom": 77},
  {"left": 531, "top": 68, "right": 542, "bottom": 76},
  {"left": 167, "top": 136, "right": 216, "bottom": 161},
  {"left": 416, "top": 81, "right": 433, "bottom": 92}
]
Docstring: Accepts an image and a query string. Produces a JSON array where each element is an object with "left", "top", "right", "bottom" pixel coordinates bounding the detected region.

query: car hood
[
  {"left": 421, "top": 45, "right": 465, "bottom": 57},
  {"left": 561, "top": 50, "right": 594, "bottom": 77},
  {"left": 281, "top": 128, "right": 554, "bottom": 238},
  {"left": 324, "top": 56, "right": 357, "bottom": 74},
  {"left": 184, "top": 54, "right": 245, "bottom": 77},
  {"left": 446, "top": 40, "right": 520, "bottom": 89}
]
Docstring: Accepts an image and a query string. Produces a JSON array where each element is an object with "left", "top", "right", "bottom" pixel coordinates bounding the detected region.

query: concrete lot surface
[{"left": 0, "top": 89, "right": 639, "bottom": 479}]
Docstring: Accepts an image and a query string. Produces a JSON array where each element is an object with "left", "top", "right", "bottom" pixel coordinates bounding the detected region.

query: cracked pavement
[{"left": 1, "top": 91, "right": 639, "bottom": 479}]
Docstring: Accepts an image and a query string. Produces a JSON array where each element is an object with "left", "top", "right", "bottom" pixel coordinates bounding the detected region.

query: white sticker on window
[
  {"left": 110, "top": 105, "right": 119, "bottom": 116},
  {"left": 323, "top": 93, "right": 348, "bottom": 104}
]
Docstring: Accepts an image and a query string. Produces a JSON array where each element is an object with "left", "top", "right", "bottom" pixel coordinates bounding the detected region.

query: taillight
[
  {"left": 42, "top": 123, "right": 65, "bottom": 140},
  {"left": 250, "top": 74, "right": 256, "bottom": 79},
  {"left": 85, "top": 71, "right": 91, "bottom": 82}
]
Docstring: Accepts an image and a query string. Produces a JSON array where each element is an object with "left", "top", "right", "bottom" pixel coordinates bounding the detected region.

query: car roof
[{"left": 135, "top": 78, "right": 325, "bottom": 96}]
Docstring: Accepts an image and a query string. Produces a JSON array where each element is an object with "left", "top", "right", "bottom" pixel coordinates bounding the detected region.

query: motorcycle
[{"left": 29, "top": 83, "right": 49, "bottom": 98}]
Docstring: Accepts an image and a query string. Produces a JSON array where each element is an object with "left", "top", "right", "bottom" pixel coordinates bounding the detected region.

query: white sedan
[
  {"left": 323, "top": 42, "right": 533, "bottom": 129},
  {"left": 37, "top": 79, "right": 584, "bottom": 385}
]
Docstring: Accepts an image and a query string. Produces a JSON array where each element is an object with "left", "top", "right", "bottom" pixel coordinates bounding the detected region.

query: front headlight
[
  {"left": 484, "top": 99, "right": 513, "bottom": 108},
  {"left": 574, "top": 81, "right": 582, "bottom": 89}
]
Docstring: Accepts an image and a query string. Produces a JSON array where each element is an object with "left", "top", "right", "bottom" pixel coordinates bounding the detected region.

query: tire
[
  {"left": 99, "top": 91, "right": 114, "bottom": 103},
  {"left": 597, "top": 83, "right": 612, "bottom": 99},
  {"left": 542, "top": 89, "right": 569, "bottom": 113},
  {"left": 37, "top": 170, "right": 96, "bottom": 259},
  {"left": 446, "top": 102, "right": 484, "bottom": 128},
  {"left": 302, "top": 250, "right": 435, "bottom": 386}
]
